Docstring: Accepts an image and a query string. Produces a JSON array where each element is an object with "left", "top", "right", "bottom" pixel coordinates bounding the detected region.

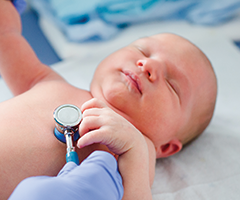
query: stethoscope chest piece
[{"left": 53, "top": 104, "right": 82, "bottom": 143}]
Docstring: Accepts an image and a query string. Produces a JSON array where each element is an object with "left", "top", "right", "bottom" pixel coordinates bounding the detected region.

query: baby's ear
[{"left": 156, "top": 139, "right": 182, "bottom": 158}]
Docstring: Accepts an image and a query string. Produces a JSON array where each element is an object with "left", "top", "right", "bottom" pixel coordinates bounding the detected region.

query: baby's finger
[
  {"left": 77, "top": 129, "right": 107, "bottom": 149},
  {"left": 79, "top": 115, "right": 102, "bottom": 137},
  {"left": 82, "top": 107, "right": 103, "bottom": 118},
  {"left": 81, "top": 98, "right": 107, "bottom": 112}
]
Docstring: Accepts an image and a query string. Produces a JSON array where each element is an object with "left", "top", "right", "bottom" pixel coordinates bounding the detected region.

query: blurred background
[
  {"left": 22, "top": 0, "right": 240, "bottom": 66},
  {"left": 21, "top": 3, "right": 61, "bottom": 65}
]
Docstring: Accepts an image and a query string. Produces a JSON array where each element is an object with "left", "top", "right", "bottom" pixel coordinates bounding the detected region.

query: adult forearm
[{"left": 0, "top": 0, "right": 21, "bottom": 35}]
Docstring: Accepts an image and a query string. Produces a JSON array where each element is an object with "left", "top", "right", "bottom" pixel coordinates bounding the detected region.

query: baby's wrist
[{"left": 120, "top": 134, "right": 149, "bottom": 164}]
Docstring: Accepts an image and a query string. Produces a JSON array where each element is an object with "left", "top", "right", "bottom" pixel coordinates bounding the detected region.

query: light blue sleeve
[{"left": 9, "top": 151, "right": 123, "bottom": 200}]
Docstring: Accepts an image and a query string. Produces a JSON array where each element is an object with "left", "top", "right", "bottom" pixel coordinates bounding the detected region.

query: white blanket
[{"left": 1, "top": 17, "right": 240, "bottom": 200}]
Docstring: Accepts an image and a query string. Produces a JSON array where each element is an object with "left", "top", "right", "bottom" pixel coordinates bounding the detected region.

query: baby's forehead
[
  {"left": 150, "top": 33, "right": 188, "bottom": 42},
  {"left": 132, "top": 34, "right": 194, "bottom": 51}
]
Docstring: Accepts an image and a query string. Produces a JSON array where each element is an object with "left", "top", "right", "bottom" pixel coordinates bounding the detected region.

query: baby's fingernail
[{"left": 77, "top": 142, "right": 83, "bottom": 149}]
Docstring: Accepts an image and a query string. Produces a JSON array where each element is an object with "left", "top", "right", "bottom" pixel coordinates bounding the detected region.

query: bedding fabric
[{"left": 29, "top": 0, "right": 240, "bottom": 42}]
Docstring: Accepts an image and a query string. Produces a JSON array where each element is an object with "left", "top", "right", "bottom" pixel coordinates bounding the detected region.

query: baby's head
[{"left": 91, "top": 33, "right": 217, "bottom": 158}]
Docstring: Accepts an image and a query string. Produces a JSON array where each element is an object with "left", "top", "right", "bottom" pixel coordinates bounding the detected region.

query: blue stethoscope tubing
[{"left": 54, "top": 128, "right": 80, "bottom": 165}]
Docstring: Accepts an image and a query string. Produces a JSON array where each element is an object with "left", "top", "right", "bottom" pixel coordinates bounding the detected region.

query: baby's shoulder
[
  {"left": 30, "top": 79, "right": 93, "bottom": 106},
  {"left": 33, "top": 79, "right": 86, "bottom": 93}
]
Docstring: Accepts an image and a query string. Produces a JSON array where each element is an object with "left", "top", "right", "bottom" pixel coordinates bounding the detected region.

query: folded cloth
[
  {"left": 29, "top": 0, "right": 240, "bottom": 42},
  {"left": 97, "top": 0, "right": 197, "bottom": 24},
  {"left": 98, "top": 0, "right": 240, "bottom": 25},
  {"left": 186, "top": 0, "right": 240, "bottom": 25},
  {"left": 29, "top": 0, "right": 119, "bottom": 42}
]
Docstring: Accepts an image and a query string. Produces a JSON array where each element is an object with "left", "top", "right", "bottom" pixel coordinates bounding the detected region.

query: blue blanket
[{"left": 30, "top": 0, "right": 240, "bottom": 42}]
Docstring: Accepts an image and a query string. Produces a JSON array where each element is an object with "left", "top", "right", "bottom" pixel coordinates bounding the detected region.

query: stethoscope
[{"left": 53, "top": 104, "right": 82, "bottom": 165}]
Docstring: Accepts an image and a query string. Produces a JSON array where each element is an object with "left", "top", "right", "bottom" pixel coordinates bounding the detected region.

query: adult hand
[{"left": 9, "top": 151, "right": 123, "bottom": 200}]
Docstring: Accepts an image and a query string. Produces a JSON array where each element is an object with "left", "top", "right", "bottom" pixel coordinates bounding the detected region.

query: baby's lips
[{"left": 123, "top": 70, "right": 142, "bottom": 94}]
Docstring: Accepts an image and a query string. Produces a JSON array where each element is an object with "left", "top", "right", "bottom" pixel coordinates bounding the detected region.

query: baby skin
[{"left": 0, "top": 1, "right": 217, "bottom": 199}]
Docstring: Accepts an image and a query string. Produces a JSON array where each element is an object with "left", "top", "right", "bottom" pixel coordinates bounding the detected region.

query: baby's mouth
[{"left": 123, "top": 71, "right": 142, "bottom": 94}]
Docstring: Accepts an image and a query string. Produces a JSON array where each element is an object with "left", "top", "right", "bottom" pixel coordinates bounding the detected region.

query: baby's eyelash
[
  {"left": 166, "top": 80, "right": 178, "bottom": 95},
  {"left": 140, "top": 50, "right": 147, "bottom": 57},
  {"left": 166, "top": 78, "right": 181, "bottom": 104},
  {"left": 137, "top": 47, "right": 149, "bottom": 57}
]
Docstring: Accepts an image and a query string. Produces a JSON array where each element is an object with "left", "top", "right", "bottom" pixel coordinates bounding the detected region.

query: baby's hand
[
  {"left": 78, "top": 98, "right": 153, "bottom": 200},
  {"left": 77, "top": 98, "right": 145, "bottom": 156}
]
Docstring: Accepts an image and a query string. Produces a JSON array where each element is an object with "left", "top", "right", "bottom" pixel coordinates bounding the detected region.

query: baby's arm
[
  {"left": 77, "top": 98, "right": 153, "bottom": 200},
  {"left": 0, "top": 0, "right": 63, "bottom": 96}
]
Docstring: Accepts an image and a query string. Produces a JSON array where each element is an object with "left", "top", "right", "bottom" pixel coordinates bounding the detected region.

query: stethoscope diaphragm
[{"left": 53, "top": 104, "right": 82, "bottom": 143}]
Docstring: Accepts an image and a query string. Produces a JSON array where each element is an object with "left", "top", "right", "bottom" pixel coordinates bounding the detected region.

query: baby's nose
[
  {"left": 137, "top": 60, "right": 147, "bottom": 70},
  {"left": 136, "top": 59, "right": 156, "bottom": 81}
]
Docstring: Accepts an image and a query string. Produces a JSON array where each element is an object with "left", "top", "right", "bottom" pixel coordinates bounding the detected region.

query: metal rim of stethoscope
[
  {"left": 53, "top": 104, "right": 82, "bottom": 143},
  {"left": 53, "top": 104, "right": 82, "bottom": 127}
]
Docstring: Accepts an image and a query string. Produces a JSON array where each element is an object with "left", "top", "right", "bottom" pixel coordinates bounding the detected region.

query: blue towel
[
  {"left": 29, "top": 0, "right": 240, "bottom": 42},
  {"left": 98, "top": 0, "right": 240, "bottom": 25},
  {"left": 186, "top": 0, "right": 240, "bottom": 25},
  {"left": 30, "top": 0, "right": 119, "bottom": 42}
]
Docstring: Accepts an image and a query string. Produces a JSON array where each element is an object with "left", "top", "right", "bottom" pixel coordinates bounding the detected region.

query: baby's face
[{"left": 91, "top": 33, "right": 213, "bottom": 150}]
